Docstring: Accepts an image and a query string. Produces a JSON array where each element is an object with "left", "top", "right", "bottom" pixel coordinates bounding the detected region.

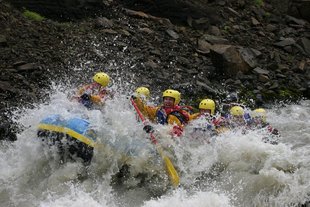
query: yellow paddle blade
[{"left": 163, "top": 156, "right": 180, "bottom": 187}]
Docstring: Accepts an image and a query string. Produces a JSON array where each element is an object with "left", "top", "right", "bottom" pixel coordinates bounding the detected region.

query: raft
[
  {"left": 37, "top": 114, "right": 160, "bottom": 166},
  {"left": 37, "top": 114, "right": 97, "bottom": 163}
]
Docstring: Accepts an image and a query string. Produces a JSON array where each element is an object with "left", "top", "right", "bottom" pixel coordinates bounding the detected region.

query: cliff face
[{"left": 0, "top": 0, "right": 309, "bottom": 140}]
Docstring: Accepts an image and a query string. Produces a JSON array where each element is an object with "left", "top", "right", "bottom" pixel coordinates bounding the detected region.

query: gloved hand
[
  {"left": 80, "top": 93, "right": 91, "bottom": 101},
  {"left": 80, "top": 93, "right": 92, "bottom": 108},
  {"left": 171, "top": 125, "right": 183, "bottom": 137},
  {"left": 143, "top": 125, "right": 154, "bottom": 133}
]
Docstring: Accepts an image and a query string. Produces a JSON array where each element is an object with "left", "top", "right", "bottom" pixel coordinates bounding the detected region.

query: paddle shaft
[
  {"left": 130, "top": 98, "right": 157, "bottom": 144},
  {"left": 130, "top": 97, "right": 180, "bottom": 187}
]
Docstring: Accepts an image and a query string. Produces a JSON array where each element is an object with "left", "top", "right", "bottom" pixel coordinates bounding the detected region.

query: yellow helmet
[
  {"left": 199, "top": 99, "right": 215, "bottom": 115},
  {"left": 93, "top": 72, "right": 110, "bottom": 87},
  {"left": 252, "top": 108, "right": 267, "bottom": 123},
  {"left": 163, "top": 89, "right": 181, "bottom": 105},
  {"left": 135, "top": 87, "right": 150, "bottom": 98},
  {"left": 230, "top": 106, "right": 244, "bottom": 116}
]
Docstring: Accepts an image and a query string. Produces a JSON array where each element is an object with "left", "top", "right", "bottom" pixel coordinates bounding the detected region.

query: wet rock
[
  {"left": 139, "top": 27, "right": 154, "bottom": 34},
  {"left": 0, "top": 35, "right": 7, "bottom": 46},
  {"left": 285, "top": 15, "right": 307, "bottom": 26},
  {"left": 251, "top": 17, "right": 260, "bottom": 26},
  {"left": 258, "top": 74, "right": 270, "bottom": 82},
  {"left": 266, "top": 24, "right": 278, "bottom": 32},
  {"left": 253, "top": 67, "right": 269, "bottom": 75},
  {"left": 202, "top": 34, "right": 229, "bottom": 44},
  {"left": 196, "top": 80, "right": 219, "bottom": 95},
  {"left": 274, "top": 38, "right": 296, "bottom": 47},
  {"left": 144, "top": 60, "right": 158, "bottom": 69},
  {"left": 0, "top": 120, "right": 17, "bottom": 141},
  {"left": 298, "top": 37, "right": 310, "bottom": 55},
  {"left": 269, "top": 82, "right": 279, "bottom": 90},
  {"left": 208, "top": 26, "right": 221, "bottom": 36},
  {"left": 196, "top": 38, "right": 212, "bottom": 54},
  {"left": 239, "top": 47, "right": 261, "bottom": 68},
  {"left": 166, "top": 29, "right": 179, "bottom": 39},
  {"left": 16, "top": 63, "right": 38, "bottom": 72},
  {"left": 210, "top": 44, "right": 251, "bottom": 76},
  {"left": 95, "top": 17, "right": 114, "bottom": 28}
]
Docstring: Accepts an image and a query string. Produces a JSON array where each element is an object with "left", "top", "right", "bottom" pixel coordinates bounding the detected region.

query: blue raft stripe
[{"left": 38, "top": 123, "right": 96, "bottom": 148}]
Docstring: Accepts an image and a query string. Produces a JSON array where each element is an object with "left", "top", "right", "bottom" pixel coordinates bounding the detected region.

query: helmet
[
  {"left": 252, "top": 108, "right": 267, "bottom": 123},
  {"left": 199, "top": 99, "right": 215, "bottom": 115},
  {"left": 135, "top": 87, "right": 150, "bottom": 98},
  {"left": 93, "top": 72, "right": 110, "bottom": 87},
  {"left": 230, "top": 106, "right": 244, "bottom": 116},
  {"left": 163, "top": 89, "right": 181, "bottom": 105}
]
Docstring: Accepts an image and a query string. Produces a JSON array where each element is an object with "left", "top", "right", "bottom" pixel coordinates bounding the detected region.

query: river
[{"left": 0, "top": 86, "right": 309, "bottom": 207}]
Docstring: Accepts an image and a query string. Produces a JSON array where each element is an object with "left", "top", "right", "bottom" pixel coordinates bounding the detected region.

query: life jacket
[
  {"left": 79, "top": 83, "right": 108, "bottom": 98},
  {"left": 156, "top": 105, "right": 189, "bottom": 125}
]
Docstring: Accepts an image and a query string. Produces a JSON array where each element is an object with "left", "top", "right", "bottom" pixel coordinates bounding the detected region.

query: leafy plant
[
  {"left": 254, "top": 0, "right": 264, "bottom": 7},
  {"left": 23, "top": 10, "right": 45, "bottom": 21}
]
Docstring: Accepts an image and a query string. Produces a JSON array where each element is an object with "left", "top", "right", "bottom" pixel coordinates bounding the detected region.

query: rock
[
  {"left": 197, "top": 38, "right": 212, "bottom": 54},
  {"left": 166, "top": 29, "right": 179, "bottom": 39},
  {"left": 253, "top": 67, "right": 269, "bottom": 75},
  {"left": 266, "top": 24, "right": 278, "bottom": 32},
  {"left": 0, "top": 120, "right": 17, "bottom": 141},
  {"left": 13, "top": 61, "right": 27, "bottom": 67},
  {"left": 101, "top": 29, "right": 118, "bottom": 34},
  {"left": 269, "top": 82, "right": 279, "bottom": 90},
  {"left": 208, "top": 26, "right": 221, "bottom": 36},
  {"left": 285, "top": 15, "right": 307, "bottom": 26},
  {"left": 258, "top": 74, "right": 270, "bottom": 82},
  {"left": 210, "top": 44, "right": 251, "bottom": 76},
  {"left": 251, "top": 17, "right": 260, "bottom": 26},
  {"left": 0, "top": 35, "right": 7, "bottom": 46},
  {"left": 274, "top": 38, "right": 296, "bottom": 47},
  {"left": 227, "top": 7, "right": 240, "bottom": 17},
  {"left": 0, "top": 81, "right": 17, "bottom": 93},
  {"left": 239, "top": 47, "right": 261, "bottom": 68},
  {"left": 139, "top": 27, "right": 154, "bottom": 34},
  {"left": 144, "top": 60, "right": 158, "bottom": 69},
  {"left": 298, "top": 37, "right": 310, "bottom": 55},
  {"left": 95, "top": 17, "right": 113, "bottom": 28},
  {"left": 16, "top": 63, "right": 38, "bottom": 72},
  {"left": 202, "top": 34, "right": 229, "bottom": 44},
  {"left": 196, "top": 80, "right": 219, "bottom": 95}
]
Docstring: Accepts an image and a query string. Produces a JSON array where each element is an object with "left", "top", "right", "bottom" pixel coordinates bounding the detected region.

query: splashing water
[{"left": 0, "top": 83, "right": 309, "bottom": 207}]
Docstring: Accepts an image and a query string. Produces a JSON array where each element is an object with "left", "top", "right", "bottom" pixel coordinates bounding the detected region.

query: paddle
[{"left": 130, "top": 97, "right": 180, "bottom": 187}]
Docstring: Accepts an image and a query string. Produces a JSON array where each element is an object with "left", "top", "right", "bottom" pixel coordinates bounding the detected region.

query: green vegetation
[
  {"left": 254, "top": 0, "right": 264, "bottom": 7},
  {"left": 23, "top": 10, "right": 45, "bottom": 21}
]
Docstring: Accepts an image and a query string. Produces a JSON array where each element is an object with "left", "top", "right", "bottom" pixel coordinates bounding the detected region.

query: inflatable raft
[
  {"left": 37, "top": 114, "right": 96, "bottom": 163},
  {"left": 37, "top": 115, "right": 162, "bottom": 168}
]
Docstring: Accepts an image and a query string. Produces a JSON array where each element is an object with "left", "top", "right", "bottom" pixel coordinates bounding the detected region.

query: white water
[{"left": 0, "top": 86, "right": 309, "bottom": 207}]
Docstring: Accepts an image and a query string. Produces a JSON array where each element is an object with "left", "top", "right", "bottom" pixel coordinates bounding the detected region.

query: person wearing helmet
[
  {"left": 133, "top": 87, "right": 151, "bottom": 121},
  {"left": 252, "top": 108, "right": 267, "bottom": 126},
  {"left": 135, "top": 87, "right": 150, "bottom": 100},
  {"left": 251, "top": 108, "right": 279, "bottom": 144},
  {"left": 133, "top": 89, "right": 190, "bottom": 137},
  {"left": 187, "top": 99, "right": 219, "bottom": 141},
  {"left": 228, "top": 106, "right": 247, "bottom": 128},
  {"left": 191, "top": 99, "right": 216, "bottom": 119},
  {"left": 74, "top": 72, "right": 111, "bottom": 108}
]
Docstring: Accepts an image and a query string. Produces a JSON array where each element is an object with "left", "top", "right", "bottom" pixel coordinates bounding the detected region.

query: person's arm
[{"left": 134, "top": 97, "right": 158, "bottom": 122}]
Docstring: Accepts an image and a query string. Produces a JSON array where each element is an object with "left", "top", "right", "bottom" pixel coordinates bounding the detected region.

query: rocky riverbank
[{"left": 0, "top": 0, "right": 309, "bottom": 140}]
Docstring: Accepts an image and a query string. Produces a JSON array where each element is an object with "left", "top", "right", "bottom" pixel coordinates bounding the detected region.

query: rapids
[{"left": 0, "top": 85, "right": 309, "bottom": 207}]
